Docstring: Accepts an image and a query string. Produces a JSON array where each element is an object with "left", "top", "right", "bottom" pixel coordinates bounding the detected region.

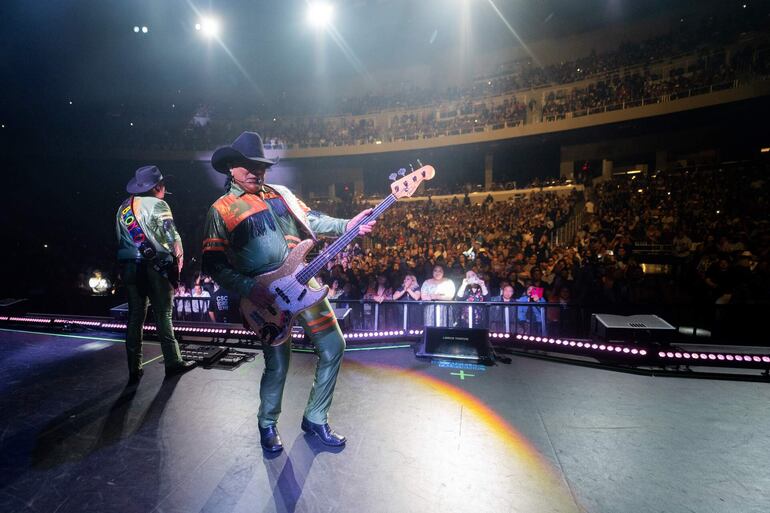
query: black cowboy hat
[
  {"left": 211, "top": 131, "right": 279, "bottom": 174},
  {"left": 126, "top": 165, "right": 164, "bottom": 194}
]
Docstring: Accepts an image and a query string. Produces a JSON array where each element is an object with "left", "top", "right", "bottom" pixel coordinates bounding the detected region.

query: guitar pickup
[
  {"left": 274, "top": 287, "right": 291, "bottom": 304},
  {"left": 298, "top": 289, "right": 307, "bottom": 301}
]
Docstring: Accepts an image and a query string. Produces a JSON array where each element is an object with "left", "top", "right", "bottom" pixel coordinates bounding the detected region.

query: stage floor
[{"left": 0, "top": 328, "right": 769, "bottom": 513}]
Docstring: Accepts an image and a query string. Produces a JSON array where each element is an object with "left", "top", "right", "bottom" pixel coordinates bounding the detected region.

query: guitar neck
[{"left": 296, "top": 194, "right": 398, "bottom": 284}]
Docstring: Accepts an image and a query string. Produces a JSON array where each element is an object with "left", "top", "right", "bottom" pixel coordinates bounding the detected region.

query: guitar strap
[{"left": 119, "top": 197, "right": 174, "bottom": 278}]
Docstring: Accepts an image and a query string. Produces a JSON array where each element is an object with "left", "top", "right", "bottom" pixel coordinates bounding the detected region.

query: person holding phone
[{"left": 516, "top": 286, "right": 547, "bottom": 335}]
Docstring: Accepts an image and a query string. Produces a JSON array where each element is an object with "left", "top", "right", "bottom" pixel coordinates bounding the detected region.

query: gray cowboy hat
[
  {"left": 126, "top": 165, "right": 164, "bottom": 194},
  {"left": 211, "top": 131, "right": 279, "bottom": 174}
]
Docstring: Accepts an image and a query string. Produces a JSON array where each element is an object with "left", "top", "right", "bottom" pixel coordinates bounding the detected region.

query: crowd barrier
[{"left": 170, "top": 296, "right": 766, "bottom": 345}]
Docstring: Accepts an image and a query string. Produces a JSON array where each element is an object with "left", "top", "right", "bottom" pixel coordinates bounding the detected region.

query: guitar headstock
[{"left": 390, "top": 164, "right": 435, "bottom": 199}]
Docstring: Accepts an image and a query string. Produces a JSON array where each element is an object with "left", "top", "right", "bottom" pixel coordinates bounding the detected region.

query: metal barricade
[{"left": 326, "top": 299, "right": 579, "bottom": 337}]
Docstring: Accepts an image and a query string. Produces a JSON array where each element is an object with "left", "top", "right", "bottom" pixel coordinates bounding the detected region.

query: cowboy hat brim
[
  {"left": 126, "top": 178, "right": 158, "bottom": 194},
  {"left": 211, "top": 147, "right": 279, "bottom": 174},
  {"left": 126, "top": 170, "right": 164, "bottom": 194}
]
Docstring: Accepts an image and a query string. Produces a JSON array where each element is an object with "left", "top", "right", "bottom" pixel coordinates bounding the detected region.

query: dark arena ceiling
[{"left": 0, "top": 0, "right": 720, "bottom": 109}]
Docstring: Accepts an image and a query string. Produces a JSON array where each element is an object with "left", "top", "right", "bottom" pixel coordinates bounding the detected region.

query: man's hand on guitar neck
[
  {"left": 249, "top": 282, "right": 276, "bottom": 307},
  {"left": 346, "top": 208, "right": 376, "bottom": 236}
]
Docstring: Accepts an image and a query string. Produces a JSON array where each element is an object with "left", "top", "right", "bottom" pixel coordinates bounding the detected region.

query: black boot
[
  {"left": 128, "top": 368, "right": 144, "bottom": 385},
  {"left": 165, "top": 360, "right": 197, "bottom": 378},
  {"left": 259, "top": 425, "right": 283, "bottom": 452},
  {"left": 301, "top": 417, "right": 346, "bottom": 446}
]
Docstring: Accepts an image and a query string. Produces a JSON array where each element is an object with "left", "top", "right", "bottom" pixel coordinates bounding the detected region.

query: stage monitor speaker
[
  {"left": 591, "top": 313, "right": 675, "bottom": 343},
  {"left": 0, "top": 298, "right": 27, "bottom": 315},
  {"left": 110, "top": 302, "right": 129, "bottom": 321},
  {"left": 416, "top": 327, "right": 493, "bottom": 364},
  {"left": 333, "top": 307, "right": 351, "bottom": 329},
  {"left": 333, "top": 307, "right": 351, "bottom": 321}
]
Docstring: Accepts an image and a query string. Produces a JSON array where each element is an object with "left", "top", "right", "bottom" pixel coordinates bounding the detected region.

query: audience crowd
[
  {"left": 541, "top": 53, "right": 738, "bottom": 120},
  {"left": 155, "top": 159, "right": 769, "bottom": 335}
]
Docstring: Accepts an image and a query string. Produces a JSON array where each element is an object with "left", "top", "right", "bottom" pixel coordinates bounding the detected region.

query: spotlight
[
  {"left": 141, "top": 26, "right": 148, "bottom": 34},
  {"left": 133, "top": 26, "right": 140, "bottom": 33},
  {"left": 198, "top": 17, "right": 220, "bottom": 38},
  {"left": 307, "top": 2, "right": 333, "bottom": 28}
]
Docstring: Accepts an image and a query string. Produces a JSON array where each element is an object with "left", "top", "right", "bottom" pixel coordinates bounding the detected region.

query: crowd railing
[
  {"left": 170, "top": 296, "right": 767, "bottom": 346},
  {"left": 541, "top": 81, "right": 740, "bottom": 122}
]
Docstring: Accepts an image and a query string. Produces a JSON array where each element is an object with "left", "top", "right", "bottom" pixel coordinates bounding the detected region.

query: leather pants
[
  {"left": 258, "top": 296, "right": 345, "bottom": 427},
  {"left": 123, "top": 261, "right": 183, "bottom": 373}
]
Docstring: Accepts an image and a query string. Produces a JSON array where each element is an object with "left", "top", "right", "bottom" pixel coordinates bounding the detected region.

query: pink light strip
[
  {"left": 657, "top": 351, "right": 770, "bottom": 364},
  {"left": 513, "top": 334, "right": 648, "bottom": 357}
]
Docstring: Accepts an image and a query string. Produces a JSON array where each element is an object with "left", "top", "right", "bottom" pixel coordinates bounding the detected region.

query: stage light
[
  {"left": 307, "top": 2, "right": 334, "bottom": 28},
  {"left": 141, "top": 26, "right": 148, "bottom": 34},
  {"left": 133, "top": 26, "right": 140, "bottom": 33},
  {"left": 198, "top": 17, "right": 220, "bottom": 38}
]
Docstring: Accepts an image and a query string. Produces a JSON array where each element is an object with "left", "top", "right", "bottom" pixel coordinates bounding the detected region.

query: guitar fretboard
[{"left": 296, "top": 194, "right": 397, "bottom": 284}]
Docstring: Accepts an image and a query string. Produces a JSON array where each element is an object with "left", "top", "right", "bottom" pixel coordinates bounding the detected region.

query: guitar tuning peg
[
  {"left": 398, "top": 168, "right": 406, "bottom": 176},
  {"left": 389, "top": 173, "right": 398, "bottom": 181},
  {"left": 416, "top": 159, "right": 423, "bottom": 168}
]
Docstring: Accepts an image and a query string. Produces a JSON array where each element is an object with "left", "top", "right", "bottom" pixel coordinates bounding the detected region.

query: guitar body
[
  {"left": 237, "top": 164, "right": 436, "bottom": 346},
  {"left": 240, "top": 240, "right": 329, "bottom": 346}
]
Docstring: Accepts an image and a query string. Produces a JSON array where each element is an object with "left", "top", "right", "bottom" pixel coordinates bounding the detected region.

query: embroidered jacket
[
  {"left": 115, "top": 196, "right": 183, "bottom": 262},
  {"left": 201, "top": 182, "right": 349, "bottom": 297}
]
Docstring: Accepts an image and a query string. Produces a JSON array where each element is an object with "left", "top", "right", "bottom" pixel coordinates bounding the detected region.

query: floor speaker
[
  {"left": 110, "top": 302, "right": 129, "bottom": 321},
  {"left": 591, "top": 313, "right": 675, "bottom": 343},
  {"left": 416, "top": 326, "right": 494, "bottom": 364}
]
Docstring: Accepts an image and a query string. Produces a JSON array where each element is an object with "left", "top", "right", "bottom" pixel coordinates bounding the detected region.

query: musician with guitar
[
  {"left": 116, "top": 165, "right": 196, "bottom": 385},
  {"left": 200, "top": 132, "right": 367, "bottom": 451},
  {"left": 203, "top": 132, "right": 434, "bottom": 452}
]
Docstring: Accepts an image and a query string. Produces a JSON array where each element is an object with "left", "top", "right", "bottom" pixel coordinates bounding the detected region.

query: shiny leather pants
[
  {"left": 258, "top": 297, "right": 345, "bottom": 427},
  {"left": 123, "top": 261, "right": 183, "bottom": 373}
]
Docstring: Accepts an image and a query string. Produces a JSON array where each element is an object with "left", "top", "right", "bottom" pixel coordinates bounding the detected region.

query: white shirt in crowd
[{"left": 191, "top": 289, "right": 210, "bottom": 313}]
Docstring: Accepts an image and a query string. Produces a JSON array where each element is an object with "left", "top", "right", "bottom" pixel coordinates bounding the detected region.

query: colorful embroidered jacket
[
  {"left": 201, "top": 182, "right": 349, "bottom": 298},
  {"left": 115, "top": 196, "right": 183, "bottom": 262}
]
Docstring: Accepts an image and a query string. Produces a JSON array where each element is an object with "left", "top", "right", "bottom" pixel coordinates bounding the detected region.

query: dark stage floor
[{"left": 1, "top": 328, "right": 769, "bottom": 513}]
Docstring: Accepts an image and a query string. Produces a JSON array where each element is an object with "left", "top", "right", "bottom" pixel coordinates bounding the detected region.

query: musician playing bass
[
  {"left": 116, "top": 165, "right": 196, "bottom": 385},
  {"left": 202, "top": 132, "right": 375, "bottom": 452}
]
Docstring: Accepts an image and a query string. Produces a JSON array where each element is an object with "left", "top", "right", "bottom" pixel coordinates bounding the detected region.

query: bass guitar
[{"left": 240, "top": 164, "right": 435, "bottom": 345}]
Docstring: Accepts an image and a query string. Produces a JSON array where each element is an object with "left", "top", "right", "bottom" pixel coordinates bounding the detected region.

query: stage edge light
[{"left": 307, "top": 2, "right": 334, "bottom": 28}]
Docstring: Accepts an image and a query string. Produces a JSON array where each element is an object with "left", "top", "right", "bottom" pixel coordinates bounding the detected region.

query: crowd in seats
[
  {"left": 472, "top": 9, "right": 757, "bottom": 98},
  {"left": 297, "top": 161, "right": 770, "bottom": 314},
  {"left": 308, "top": 191, "right": 579, "bottom": 304},
  {"left": 588, "top": 164, "right": 770, "bottom": 305},
  {"left": 124, "top": 41, "right": 760, "bottom": 149},
  {"left": 541, "top": 52, "right": 737, "bottom": 120}
]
